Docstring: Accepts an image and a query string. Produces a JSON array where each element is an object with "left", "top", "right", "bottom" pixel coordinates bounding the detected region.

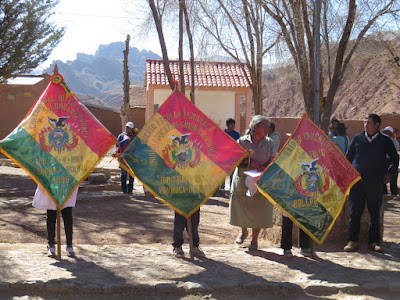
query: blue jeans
[
  {"left": 172, "top": 210, "right": 200, "bottom": 248},
  {"left": 121, "top": 168, "right": 134, "bottom": 193},
  {"left": 348, "top": 180, "right": 383, "bottom": 244}
]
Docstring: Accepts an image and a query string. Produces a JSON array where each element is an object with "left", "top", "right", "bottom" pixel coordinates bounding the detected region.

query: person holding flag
[
  {"left": 344, "top": 114, "right": 399, "bottom": 253},
  {"left": 229, "top": 115, "right": 276, "bottom": 251},
  {"left": 33, "top": 185, "right": 78, "bottom": 257},
  {"left": 117, "top": 122, "right": 138, "bottom": 194},
  {"left": 0, "top": 69, "right": 116, "bottom": 259},
  {"left": 172, "top": 210, "right": 205, "bottom": 258}
]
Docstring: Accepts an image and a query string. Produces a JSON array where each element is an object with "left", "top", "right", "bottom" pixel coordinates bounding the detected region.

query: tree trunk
[
  {"left": 148, "top": 0, "right": 175, "bottom": 91},
  {"left": 179, "top": 0, "right": 185, "bottom": 95},
  {"left": 182, "top": 0, "right": 195, "bottom": 104},
  {"left": 252, "top": 67, "right": 263, "bottom": 115},
  {"left": 320, "top": 0, "right": 356, "bottom": 131},
  {"left": 120, "top": 34, "right": 130, "bottom": 131}
]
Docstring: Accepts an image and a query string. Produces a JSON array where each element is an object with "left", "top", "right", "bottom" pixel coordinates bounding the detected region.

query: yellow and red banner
[
  {"left": 121, "top": 90, "right": 247, "bottom": 217},
  {"left": 257, "top": 114, "right": 360, "bottom": 244},
  {"left": 0, "top": 73, "right": 116, "bottom": 208}
]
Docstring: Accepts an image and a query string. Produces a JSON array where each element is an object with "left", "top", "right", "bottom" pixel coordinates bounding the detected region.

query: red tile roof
[{"left": 146, "top": 59, "right": 251, "bottom": 88}]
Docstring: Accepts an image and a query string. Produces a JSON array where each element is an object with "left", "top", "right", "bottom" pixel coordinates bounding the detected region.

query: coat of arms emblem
[
  {"left": 39, "top": 116, "right": 79, "bottom": 153},
  {"left": 295, "top": 157, "right": 330, "bottom": 196},
  {"left": 162, "top": 133, "right": 201, "bottom": 169}
]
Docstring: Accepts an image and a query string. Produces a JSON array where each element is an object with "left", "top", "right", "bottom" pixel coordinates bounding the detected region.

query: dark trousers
[
  {"left": 121, "top": 168, "right": 134, "bottom": 193},
  {"left": 172, "top": 210, "right": 200, "bottom": 248},
  {"left": 383, "top": 172, "right": 398, "bottom": 195},
  {"left": 281, "top": 216, "right": 310, "bottom": 250},
  {"left": 47, "top": 207, "right": 73, "bottom": 247},
  {"left": 391, "top": 172, "right": 399, "bottom": 195},
  {"left": 348, "top": 180, "right": 382, "bottom": 244}
]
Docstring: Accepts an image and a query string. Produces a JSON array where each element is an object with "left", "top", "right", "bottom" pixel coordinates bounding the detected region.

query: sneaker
[
  {"left": 300, "top": 248, "right": 312, "bottom": 257},
  {"left": 283, "top": 249, "right": 293, "bottom": 257},
  {"left": 66, "top": 246, "right": 75, "bottom": 257},
  {"left": 368, "top": 243, "right": 384, "bottom": 253},
  {"left": 173, "top": 247, "right": 185, "bottom": 258},
  {"left": 344, "top": 241, "right": 359, "bottom": 252},
  {"left": 193, "top": 247, "right": 206, "bottom": 258},
  {"left": 248, "top": 241, "right": 258, "bottom": 251},
  {"left": 47, "top": 246, "right": 56, "bottom": 257},
  {"left": 235, "top": 230, "right": 248, "bottom": 244}
]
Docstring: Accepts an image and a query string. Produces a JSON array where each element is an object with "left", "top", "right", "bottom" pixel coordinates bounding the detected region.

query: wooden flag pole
[
  {"left": 186, "top": 216, "right": 194, "bottom": 259},
  {"left": 56, "top": 208, "right": 61, "bottom": 259}
]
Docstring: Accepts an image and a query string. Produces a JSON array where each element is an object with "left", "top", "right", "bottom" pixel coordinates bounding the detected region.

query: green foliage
[{"left": 0, "top": 0, "right": 65, "bottom": 82}]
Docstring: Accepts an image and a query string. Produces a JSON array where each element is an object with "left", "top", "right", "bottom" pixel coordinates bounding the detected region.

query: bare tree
[
  {"left": 193, "top": 0, "right": 280, "bottom": 115},
  {"left": 376, "top": 31, "right": 400, "bottom": 90},
  {"left": 182, "top": 0, "right": 196, "bottom": 103},
  {"left": 179, "top": 0, "right": 185, "bottom": 94},
  {"left": 262, "top": 0, "right": 400, "bottom": 130},
  {"left": 146, "top": 0, "right": 196, "bottom": 102},
  {"left": 148, "top": 0, "right": 176, "bottom": 90}
]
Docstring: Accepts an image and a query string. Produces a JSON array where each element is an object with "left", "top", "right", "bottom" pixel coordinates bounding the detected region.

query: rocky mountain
[
  {"left": 45, "top": 36, "right": 400, "bottom": 120},
  {"left": 262, "top": 35, "right": 400, "bottom": 119},
  {"left": 45, "top": 42, "right": 161, "bottom": 108}
]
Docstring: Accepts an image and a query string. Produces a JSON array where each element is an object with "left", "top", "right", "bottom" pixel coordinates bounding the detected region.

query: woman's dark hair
[{"left": 336, "top": 123, "right": 347, "bottom": 136}]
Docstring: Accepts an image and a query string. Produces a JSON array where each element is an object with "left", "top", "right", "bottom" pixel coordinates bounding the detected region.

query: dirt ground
[
  {"left": 0, "top": 164, "right": 399, "bottom": 251},
  {"left": 0, "top": 165, "right": 239, "bottom": 247}
]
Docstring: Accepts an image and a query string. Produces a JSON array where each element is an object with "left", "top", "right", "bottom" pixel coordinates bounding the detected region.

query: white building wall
[{"left": 153, "top": 90, "right": 236, "bottom": 130}]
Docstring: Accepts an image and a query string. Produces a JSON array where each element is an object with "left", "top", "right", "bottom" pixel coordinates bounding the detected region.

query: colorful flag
[
  {"left": 121, "top": 90, "right": 247, "bottom": 217},
  {"left": 257, "top": 114, "right": 360, "bottom": 244},
  {"left": 0, "top": 73, "right": 116, "bottom": 208}
]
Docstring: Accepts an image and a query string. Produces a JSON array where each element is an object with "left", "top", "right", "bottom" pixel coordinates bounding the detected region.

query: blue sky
[{"left": 39, "top": 0, "right": 178, "bottom": 70}]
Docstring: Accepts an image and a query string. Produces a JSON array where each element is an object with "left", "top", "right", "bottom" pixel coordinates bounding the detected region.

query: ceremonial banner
[
  {"left": 0, "top": 73, "right": 116, "bottom": 208},
  {"left": 257, "top": 114, "right": 360, "bottom": 244},
  {"left": 121, "top": 90, "right": 247, "bottom": 217}
]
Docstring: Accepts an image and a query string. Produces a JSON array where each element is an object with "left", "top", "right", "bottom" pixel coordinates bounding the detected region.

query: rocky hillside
[
  {"left": 45, "top": 36, "right": 400, "bottom": 119},
  {"left": 45, "top": 42, "right": 161, "bottom": 107},
  {"left": 262, "top": 36, "right": 400, "bottom": 119}
]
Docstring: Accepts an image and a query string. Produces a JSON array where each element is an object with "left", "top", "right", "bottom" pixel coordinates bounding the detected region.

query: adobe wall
[
  {"left": 129, "top": 107, "right": 146, "bottom": 131},
  {"left": 0, "top": 76, "right": 49, "bottom": 139},
  {"left": 0, "top": 77, "right": 122, "bottom": 139},
  {"left": 0, "top": 86, "right": 142, "bottom": 140},
  {"left": 86, "top": 106, "right": 121, "bottom": 137},
  {"left": 270, "top": 115, "right": 400, "bottom": 149}
]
